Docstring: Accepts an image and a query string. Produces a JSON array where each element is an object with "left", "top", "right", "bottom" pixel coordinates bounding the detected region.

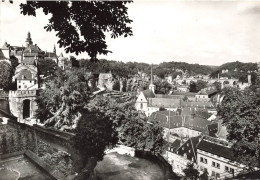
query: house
[
  {"left": 197, "top": 136, "right": 245, "bottom": 179},
  {"left": 135, "top": 89, "right": 155, "bottom": 114},
  {"left": 149, "top": 108, "right": 212, "bottom": 139},
  {"left": 167, "top": 136, "right": 200, "bottom": 176},
  {"left": 176, "top": 85, "right": 189, "bottom": 92},
  {"left": 136, "top": 66, "right": 181, "bottom": 116},
  {"left": 195, "top": 87, "right": 218, "bottom": 101}
]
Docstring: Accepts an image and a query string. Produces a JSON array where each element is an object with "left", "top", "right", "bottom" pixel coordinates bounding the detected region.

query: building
[
  {"left": 197, "top": 136, "right": 245, "bottom": 179},
  {"left": 167, "top": 136, "right": 200, "bottom": 176},
  {"left": 149, "top": 108, "right": 213, "bottom": 139},
  {"left": 135, "top": 66, "right": 182, "bottom": 116}
]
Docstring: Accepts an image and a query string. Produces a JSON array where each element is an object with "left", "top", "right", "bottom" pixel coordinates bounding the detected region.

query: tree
[
  {"left": 38, "top": 58, "right": 59, "bottom": 78},
  {"left": 189, "top": 81, "right": 197, "bottom": 93},
  {"left": 112, "top": 80, "right": 120, "bottom": 91},
  {"left": 200, "top": 169, "right": 209, "bottom": 180},
  {"left": 9, "top": 55, "right": 19, "bottom": 69},
  {"left": 213, "top": 81, "right": 222, "bottom": 93},
  {"left": 196, "top": 80, "right": 207, "bottom": 92},
  {"left": 0, "top": 61, "right": 14, "bottom": 90},
  {"left": 217, "top": 86, "right": 260, "bottom": 167},
  {"left": 88, "top": 94, "right": 165, "bottom": 153},
  {"left": 35, "top": 69, "right": 91, "bottom": 130},
  {"left": 183, "top": 163, "right": 199, "bottom": 180},
  {"left": 73, "top": 109, "right": 118, "bottom": 162},
  {"left": 20, "top": 1, "right": 133, "bottom": 61},
  {"left": 1, "top": 132, "right": 8, "bottom": 154}
]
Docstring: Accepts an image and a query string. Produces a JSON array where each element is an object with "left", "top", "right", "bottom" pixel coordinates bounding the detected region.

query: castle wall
[{"left": 9, "top": 90, "right": 38, "bottom": 121}]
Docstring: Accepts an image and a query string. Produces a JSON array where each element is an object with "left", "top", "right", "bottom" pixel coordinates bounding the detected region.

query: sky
[{"left": 0, "top": 0, "right": 260, "bottom": 66}]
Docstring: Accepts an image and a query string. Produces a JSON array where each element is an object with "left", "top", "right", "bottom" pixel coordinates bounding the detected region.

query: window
[
  {"left": 212, "top": 171, "right": 215, "bottom": 176},
  {"left": 216, "top": 173, "right": 220, "bottom": 178},
  {"left": 225, "top": 166, "right": 229, "bottom": 172},
  {"left": 18, "top": 85, "right": 21, "bottom": 89},
  {"left": 200, "top": 157, "right": 207, "bottom": 164},
  {"left": 24, "top": 85, "right": 27, "bottom": 88},
  {"left": 140, "top": 103, "right": 143, "bottom": 109},
  {"left": 19, "top": 81, "right": 21, "bottom": 83},
  {"left": 216, "top": 163, "right": 220, "bottom": 169},
  {"left": 212, "top": 161, "right": 220, "bottom": 169}
]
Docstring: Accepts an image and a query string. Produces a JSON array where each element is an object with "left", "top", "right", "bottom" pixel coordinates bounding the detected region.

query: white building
[{"left": 197, "top": 136, "right": 245, "bottom": 179}]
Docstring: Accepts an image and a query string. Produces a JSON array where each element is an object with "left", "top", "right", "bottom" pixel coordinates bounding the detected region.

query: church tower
[
  {"left": 149, "top": 64, "right": 156, "bottom": 93},
  {"left": 53, "top": 44, "right": 56, "bottom": 54},
  {"left": 25, "top": 32, "right": 33, "bottom": 47}
]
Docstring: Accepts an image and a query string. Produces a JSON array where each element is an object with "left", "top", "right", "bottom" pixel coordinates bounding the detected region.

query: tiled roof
[
  {"left": 175, "top": 136, "right": 200, "bottom": 163},
  {"left": 142, "top": 89, "right": 155, "bottom": 99},
  {"left": 197, "top": 136, "right": 234, "bottom": 160},
  {"left": 17, "top": 69, "right": 34, "bottom": 80},
  {"left": 24, "top": 44, "right": 42, "bottom": 53},
  {"left": 168, "top": 139, "right": 181, "bottom": 152},
  {"left": 22, "top": 58, "right": 35, "bottom": 65},
  {"left": 0, "top": 50, "right": 7, "bottom": 60},
  {"left": 149, "top": 110, "right": 212, "bottom": 132},
  {"left": 180, "top": 100, "right": 214, "bottom": 108},
  {"left": 148, "top": 98, "right": 180, "bottom": 108},
  {"left": 1, "top": 42, "right": 9, "bottom": 49}
]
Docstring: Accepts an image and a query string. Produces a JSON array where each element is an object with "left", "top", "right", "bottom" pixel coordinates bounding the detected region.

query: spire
[
  {"left": 25, "top": 32, "right": 33, "bottom": 47},
  {"left": 150, "top": 64, "right": 153, "bottom": 85},
  {"left": 53, "top": 44, "right": 56, "bottom": 54},
  {"left": 149, "top": 64, "right": 156, "bottom": 93}
]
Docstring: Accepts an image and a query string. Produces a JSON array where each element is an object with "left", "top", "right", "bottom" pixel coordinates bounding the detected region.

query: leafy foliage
[
  {"left": 88, "top": 94, "right": 165, "bottom": 154},
  {"left": 217, "top": 87, "right": 260, "bottom": 167},
  {"left": 0, "top": 61, "right": 14, "bottom": 90},
  {"left": 35, "top": 69, "right": 91, "bottom": 130},
  {"left": 189, "top": 80, "right": 207, "bottom": 93},
  {"left": 200, "top": 169, "right": 209, "bottom": 180},
  {"left": 183, "top": 163, "right": 199, "bottom": 180},
  {"left": 20, "top": 1, "right": 133, "bottom": 61},
  {"left": 73, "top": 109, "right": 118, "bottom": 161}
]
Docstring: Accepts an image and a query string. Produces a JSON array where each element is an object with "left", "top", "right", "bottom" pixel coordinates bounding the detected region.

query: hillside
[
  {"left": 78, "top": 58, "right": 215, "bottom": 78},
  {"left": 210, "top": 61, "right": 258, "bottom": 83}
]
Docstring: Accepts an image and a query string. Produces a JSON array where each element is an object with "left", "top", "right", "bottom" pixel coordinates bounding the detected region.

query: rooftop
[{"left": 197, "top": 136, "right": 234, "bottom": 160}]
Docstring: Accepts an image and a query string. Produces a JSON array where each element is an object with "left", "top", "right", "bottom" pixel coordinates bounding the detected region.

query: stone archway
[{"left": 23, "top": 99, "right": 30, "bottom": 119}]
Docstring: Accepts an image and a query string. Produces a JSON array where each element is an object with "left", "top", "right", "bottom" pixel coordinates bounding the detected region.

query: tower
[
  {"left": 248, "top": 74, "right": 251, "bottom": 85},
  {"left": 25, "top": 32, "right": 33, "bottom": 47},
  {"left": 53, "top": 44, "right": 56, "bottom": 54},
  {"left": 149, "top": 64, "right": 156, "bottom": 93}
]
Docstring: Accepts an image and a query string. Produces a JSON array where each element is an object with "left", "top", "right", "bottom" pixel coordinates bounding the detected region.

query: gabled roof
[
  {"left": 175, "top": 136, "right": 200, "bottom": 163},
  {"left": 142, "top": 89, "right": 155, "bottom": 99},
  {"left": 148, "top": 98, "right": 180, "bottom": 108},
  {"left": 22, "top": 57, "right": 36, "bottom": 65},
  {"left": 197, "top": 136, "right": 234, "bottom": 160},
  {"left": 180, "top": 100, "right": 214, "bottom": 108},
  {"left": 17, "top": 69, "right": 34, "bottom": 80},
  {"left": 1, "top": 42, "right": 9, "bottom": 50},
  {"left": 168, "top": 139, "right": 181, "bottom": 152},
  {"left": 0, "top": 50, "right": 7, "bottom": 60},
  {"left": 24, "top": 44, "right": 42, "bottom": 53},
  {"left": 149, "top": 110, "right": 212, "bottom": 132}
]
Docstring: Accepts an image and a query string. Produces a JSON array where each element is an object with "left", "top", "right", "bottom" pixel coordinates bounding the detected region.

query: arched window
[{"left": 140, "top": 103, "right": 143, "bottom": 109}]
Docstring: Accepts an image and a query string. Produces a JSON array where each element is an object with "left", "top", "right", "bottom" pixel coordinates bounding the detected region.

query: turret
[
  {"left": 149, "top": 64, "right": 156, "bottom": 93},
  {"left": 25, "top": 32, "right": 33, "bottom": 47}
]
